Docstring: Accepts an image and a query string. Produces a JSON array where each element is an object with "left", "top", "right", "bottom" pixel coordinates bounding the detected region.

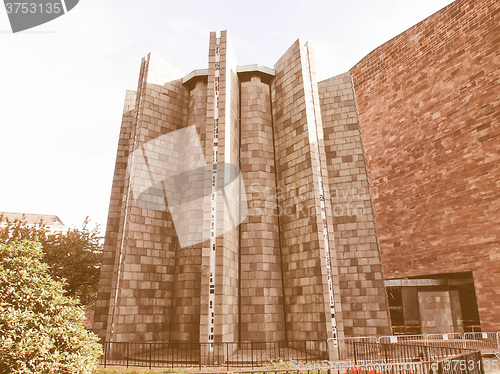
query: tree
[
  {"left": 0, "top": 216, "right": 103, "bottom": 307},
  {"left": 0, "top": 240, "right": 102, "bottom": 373},
  {"left": 42, "top": 219, "right": 102, "bottom": 307},
  {"left": 0, "top": 216, "right": 45, "bottom": 244}
]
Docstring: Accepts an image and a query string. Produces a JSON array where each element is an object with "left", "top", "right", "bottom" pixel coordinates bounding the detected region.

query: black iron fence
[
  {"left": 337, "top": 340, "right": 472, "bottom": 363},
  {"left": 100, "top": 339, "right": 484, "bottom": 372},
  {"left": 101, "top": 340, "right": 328, "bottom": 369}
]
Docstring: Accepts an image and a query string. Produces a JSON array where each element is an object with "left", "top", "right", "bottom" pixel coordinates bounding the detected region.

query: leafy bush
[
  {"left": 0, "top": 240, "right": 102, "bottom": 373},
  {"left": 0, "top": 216, "right": 103, "bottom": 307}
]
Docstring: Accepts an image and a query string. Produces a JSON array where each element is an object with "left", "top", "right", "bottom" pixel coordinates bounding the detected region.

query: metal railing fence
[
  {"left": 99, "top": 337, "right": 490, "bottom": 371},
  {"left": 378, "top": 335, "right": 425, "bottom": 345},
  {"left": 101, "top": 340, "right": 329, "bottom": 369},
  {"left": 463, "top": 332, "right": 499, "bottom": 355},
  {"left": 337, "top": 339, "right": 469, "bottom": 364},
  {"left": 378, "top": 332, "right": 500, "bottom": 354}
]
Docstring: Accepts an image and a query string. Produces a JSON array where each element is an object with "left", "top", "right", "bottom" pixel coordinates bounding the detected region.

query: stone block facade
[
  {"left": 94, "top": 31, "right": 391, "bottom": 345},
  {"left": 418, "top": 291, "right": 463, "bottom": 334},
  {"left": 318, "top": 73, "right": 392, "bottom": 336},
  {"left": 240, "top": 75, "right": 286, "bottom": 342}
]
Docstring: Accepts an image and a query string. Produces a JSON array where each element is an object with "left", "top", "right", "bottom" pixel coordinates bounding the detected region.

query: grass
[
  {"left": 98, "top": 360, "right": 293, "bottom": 374},
  {"left": 98, "top": 366, "right": 238, "bottom": 374},
  {"left": 99, "top": 369, "right": 165, "bottom": 374},
  {"left": 98, "top": 368, "right": 203, "bottom": 374}
]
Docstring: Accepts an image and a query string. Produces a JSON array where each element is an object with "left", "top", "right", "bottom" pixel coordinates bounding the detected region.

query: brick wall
[
  {"left": 318, "top": 73, "right": 392, "bottom": 336},
  {"left": 350, "top": 0, "right": 500, "bottom": 330}
]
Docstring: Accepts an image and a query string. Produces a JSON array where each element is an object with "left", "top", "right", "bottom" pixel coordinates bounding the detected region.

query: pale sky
[{"left": 0, "top": 0, "right": 454, "bottom": 231}]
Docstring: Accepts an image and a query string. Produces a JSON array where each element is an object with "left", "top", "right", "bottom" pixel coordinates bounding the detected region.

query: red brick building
[{"left": 349, "top": 0, "right": 499, "bottom": 332}]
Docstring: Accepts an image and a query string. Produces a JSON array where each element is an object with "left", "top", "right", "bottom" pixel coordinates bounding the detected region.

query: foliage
[
  {"left": 98, "top": 369, "right": 171, "bottom": 374},
  {"left": 265, "top": 358, "right": 292, "bottom": 370},
  {"left": 0, "top": 216, "right": 103, "bottom": 307},
  {"left": 42, "top": 219, "right": 102, "bottom": 306},
  {"left": 0, "top": 240, "right": 102, "bottom": 373},
  {"left": 98, "top": 368, "right": 231, "bottom": 374},
  {"left": 0, "top": 216, "right": 45, "bottom": 243}
]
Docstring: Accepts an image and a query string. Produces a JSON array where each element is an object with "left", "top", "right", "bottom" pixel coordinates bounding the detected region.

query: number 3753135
[{"left": 5, "top": 3, "right": 62, "bottom": 14}]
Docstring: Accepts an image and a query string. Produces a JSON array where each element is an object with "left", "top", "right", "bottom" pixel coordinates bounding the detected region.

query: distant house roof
[{"left": 0, "top": 212, "right": 66, "bottom": 227}]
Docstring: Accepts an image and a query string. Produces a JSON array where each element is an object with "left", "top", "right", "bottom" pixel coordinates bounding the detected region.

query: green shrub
[
  {"left": 0, "top": 240, "right": 102, "bottom": 373},
  {"left": 0, "top": 216, "right": 103, "bottom": 308}
]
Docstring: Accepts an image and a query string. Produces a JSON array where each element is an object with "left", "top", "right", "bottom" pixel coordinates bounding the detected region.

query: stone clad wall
[
  {"left": 95, "top": 54, "right": 189, "bottom": 343},
  {"left": 93, "top": 89, "right": 137, "bottom": 341},
  {"left": 95, "top": 31, "right": 395, "bottom": 344},
  {"left": 350, "top": 0, "right": 500, "bottom": 330},
  {"left": 113, "top": 54, "right": 188, "bottom": 343},
  {"left": 418, "top": 291, "right": 463, "bottom": 334},
  {"left": 318, "top": 73, "right": 392, "bottom": 336},
  {"left": 271, "top": 40, "right": 342, "bottom": 342},
  {"left": 199, "top": 32, "right": 218, "bottom": 346},
  {"left": 169, "top": 80, "right": 208, "bottom": 343},
  {"left": 217, "top": 31, "right": 240, "bottom": 343},
  {"left": 240, "top": 75, "right": 286, "bottom": 342}
]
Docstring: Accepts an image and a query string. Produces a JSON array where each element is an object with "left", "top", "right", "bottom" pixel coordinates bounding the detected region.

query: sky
[{"left": 0, "top": 0, "right": 454, "bottom": 231}]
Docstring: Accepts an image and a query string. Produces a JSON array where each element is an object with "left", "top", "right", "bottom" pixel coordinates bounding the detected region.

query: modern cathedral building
[{"left": 94, "top": 0, "right": 498, "bottom": 346}]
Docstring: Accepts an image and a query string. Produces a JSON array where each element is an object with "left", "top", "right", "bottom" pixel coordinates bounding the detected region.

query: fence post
[
  {"left": 149, "top": 343, "right": 152, "bottom": 369},
  {"left": 464, "top": 352, "right": 470, "bottom": 374},
  {"left": 199, "top": 343, "right": 202, "bottom": 370},
  {"left": 261, "top": 341, "right": 263, "bottom": 365},
  {"left": 353, "top": 341, "right": 358, "bottom": 366},
  {"left": 326, "top": 339, "right": 331, "bottom": 374},
  {"left": 383, "top": 343, "right": 388, "bottom": 365},
  {"left": 126, "top": 342, "right": 129, "bottom": 368},
  {"left": 305, "top": 341, "right": 308, "bottom": 364},
  {"left": 497, "top": 332, "right": 500, "bottom": 354},
  {"left": 251, "top": 341, "right": 254, "bottom": 370},
  {"left": 227, "top": 342, "right": 229, "bottom": 371},
  {"left": 478, "top": 351, "right": 485, "bottom": 374},
  {"left": 103, "top": 342, "right": 107, "bottom": 368}
]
